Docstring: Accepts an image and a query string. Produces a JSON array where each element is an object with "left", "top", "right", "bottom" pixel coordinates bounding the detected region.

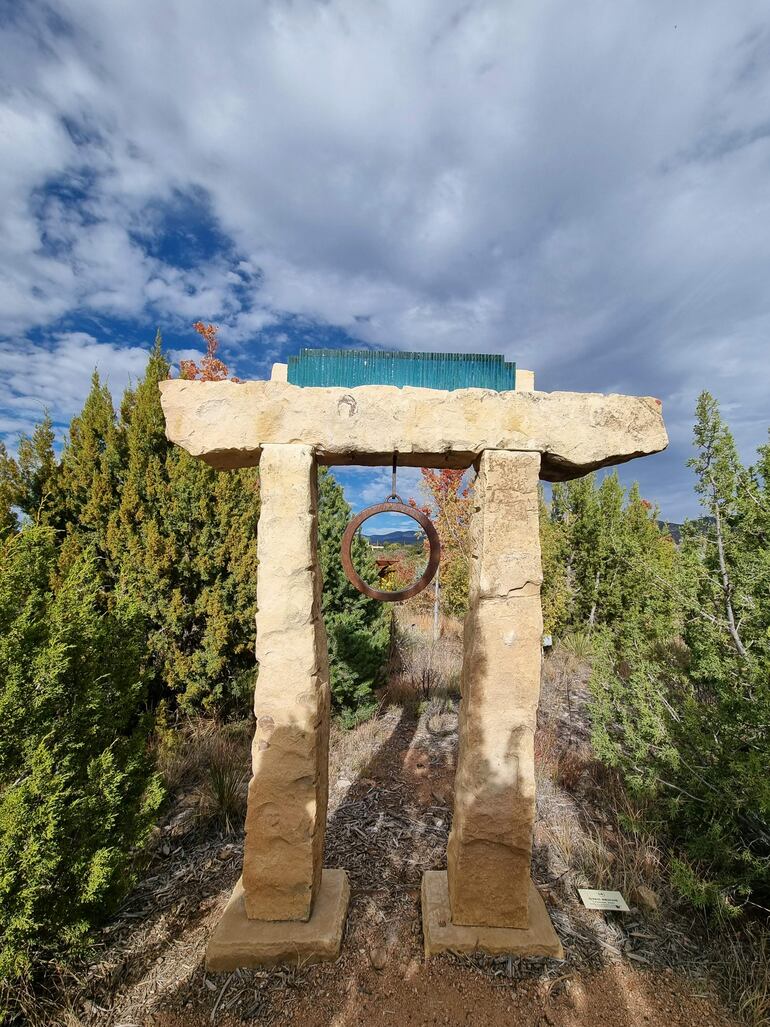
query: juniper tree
[
  {"left": 0, "top": 442, "right": 18, "bottom": 539},
  {"left": 538, "top": 486, "right": 571, "bottom": 637},
  {"left": 670, "top": 393, "right": 770, "bottom": 901},
  {"left": 14, "top": 413, "right": 58, "bottom": 523},
  {"left": 588, "top": 393, "right": 770, "bottom": 905},
  {"left": 53, "top": 372, "right": 124, "bottom": 574},
  {"left": 0, "top": 527, "right": 162, "bottom": 981},
  {"left": 110, "top": 332, "right": 260, "bottom": 713},
  {"left": 317, "top": 467, "right": 390, "bottom": 715}
]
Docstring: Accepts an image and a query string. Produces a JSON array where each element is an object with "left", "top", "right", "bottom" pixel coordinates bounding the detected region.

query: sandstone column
[
  {"left": 422, "top": 449, "right": 562, "bottom": 957},
  {"left": 447, "top": 448, "right": 542, "bottom": 927},
  {"left": 243, "top": 443, "right": 329, "bottom": 920},
  {"left": 207, "top": 443, "right": 349, "bottom": 969}
]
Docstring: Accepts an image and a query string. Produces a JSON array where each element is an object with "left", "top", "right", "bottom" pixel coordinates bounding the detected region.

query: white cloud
[
  {"left": 1, "top": 2, "right": 770, "bottom": 513},
  {"left": 0, "top": 332, "right": 151, "bottom": 448}
]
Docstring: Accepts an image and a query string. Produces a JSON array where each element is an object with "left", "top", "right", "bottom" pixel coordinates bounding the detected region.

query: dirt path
[{"left": 49, "top": 697, "right": 742, "bottom": 1027}]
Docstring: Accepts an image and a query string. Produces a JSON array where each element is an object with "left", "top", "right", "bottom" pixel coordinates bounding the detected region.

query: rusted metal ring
[{"left": 340, "top": 502, "right": 441, "bottom": 602}]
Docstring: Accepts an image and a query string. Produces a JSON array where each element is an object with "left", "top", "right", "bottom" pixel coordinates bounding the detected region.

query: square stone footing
[
  {"left": 206, "top": 869, "right": 350, "bottom": 971},
  {"left": 421, "top": 871, "right": 564, "bottom": 960}
]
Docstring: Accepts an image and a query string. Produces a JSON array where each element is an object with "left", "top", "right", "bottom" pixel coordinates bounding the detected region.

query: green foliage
[
  {"left": 0, "top": 442, "right": 18, "bottom": 539},
  {"left": 0, "top": 333, "right": 390, "bottom": 988},
  {"left": 13, "top": 414, "right": 59, "bottom": 524},
  {"left": 0, "top": 527, "right": 162, "bottom": 981},
  {"left": 108, "top": 336, "right": 260, "bottom": 713},
  {"left": 539, "top": 486, "right": 570, "bottom": 636},
  {"left": 582, "top": 393, "right": 770, "bottom": 907},
  {"left": 317, "top": 468, "right": 390, "bottom": 712}
]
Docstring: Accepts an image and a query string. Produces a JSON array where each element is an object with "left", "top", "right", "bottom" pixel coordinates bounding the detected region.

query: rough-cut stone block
[
  {"left": 447, "top": 451, "right": 543, "bottom": 929},
  {"left": 207, "top": 870, "right": 350, "bottom": 970},
  {"left": 516, "top": 369, "right": 535, "bottom": 391},
  {"left": 159, "top": 378, "right": 667, "bottom": 481},
  {"left": 243, "top": 444, "right": 330, "bottom": 922},
  {"left": 421, "top": 871, "right": 563, "bottom": 960}
]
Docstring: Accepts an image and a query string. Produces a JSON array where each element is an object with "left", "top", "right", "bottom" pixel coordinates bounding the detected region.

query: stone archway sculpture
[{"left": 159, "top": 355, "right": 667, "bottom": 970}]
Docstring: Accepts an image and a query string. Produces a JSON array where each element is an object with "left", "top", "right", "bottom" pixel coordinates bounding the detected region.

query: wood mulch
[{"left": 26, "top": 671, "right": 745, "bottom": 1026}]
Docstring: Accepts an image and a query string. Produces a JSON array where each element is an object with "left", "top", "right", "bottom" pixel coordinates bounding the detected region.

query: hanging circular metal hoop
[{"left": 340, "top": 502, "right": 441, "bottom": 602}]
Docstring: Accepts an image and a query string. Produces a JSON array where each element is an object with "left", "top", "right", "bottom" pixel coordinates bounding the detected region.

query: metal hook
[{"left": 387, "top": 452, "right": 401, "bottom": 502}]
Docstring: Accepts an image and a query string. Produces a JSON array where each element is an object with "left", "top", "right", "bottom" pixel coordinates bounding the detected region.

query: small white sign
[{"left": 578, "top": 888, "right": 630, "bottom": 912}]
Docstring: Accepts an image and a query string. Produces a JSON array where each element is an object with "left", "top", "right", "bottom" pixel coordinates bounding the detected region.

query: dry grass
[
  {"left": 535, "top": 648, "right": 664, "bottom": 906},
  {"left": 384, "top": 609, "right": 463, "bottom": 709},
  {"left": 156, "top": 718, "right": 251, "bottom": 833},
  {"left": 191, "top": 736, "right": 249, "bottom": 833},
  {"left": 717, "top": 922, "right": 770, "bottom": 1027},
  {"left": 329, "top": 711, "right": 398, "bottom": 783}
]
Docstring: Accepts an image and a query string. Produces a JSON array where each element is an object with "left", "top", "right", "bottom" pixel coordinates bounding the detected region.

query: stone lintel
[
  {"left": 422, "top": 871, "right": 563, "bottom": 960},
  {"left": 159, "top": 378, "right": 667, "bottom": 482},
  {"left": 206, "top": 871, "right": 350, "bottom": 970}
]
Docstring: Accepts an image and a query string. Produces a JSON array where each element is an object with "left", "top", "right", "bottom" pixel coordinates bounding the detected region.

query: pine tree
[{"left": 317, "top": 468, "right": 390, "bottom": 714}]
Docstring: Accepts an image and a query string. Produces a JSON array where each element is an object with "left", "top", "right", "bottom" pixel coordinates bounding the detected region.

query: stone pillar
[
  {"left": 207, "top": 444, "right": 349, "bottom": 970},
  {"left": 448, "top": 448, "right": 542, "bottom": 927},
  {"left": 422, "top": 450, "right": 562, "bottom": 958},
  {"left": 243, "top": 444, "right": 329, "bottom": 920}
]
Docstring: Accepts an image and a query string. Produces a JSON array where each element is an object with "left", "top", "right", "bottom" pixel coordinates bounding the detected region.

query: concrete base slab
[
  {"left": 421, "top": 871, "right": 564, "bottom": 960},
  {"left": 206, "top": 869, "right": 350, "bottom": 971}
]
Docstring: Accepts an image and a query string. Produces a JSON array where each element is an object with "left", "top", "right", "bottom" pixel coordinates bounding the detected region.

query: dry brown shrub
[
  {"left": 534, "top": 722, "right": 560, "bottom": 778},
  {"left": 555, "top": 746, "right": 587, "bottom": 792}
]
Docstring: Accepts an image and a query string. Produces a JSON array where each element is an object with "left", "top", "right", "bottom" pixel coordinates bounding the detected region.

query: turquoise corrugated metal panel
[{"left": 286, "top": 349, "right": 516, "bottom": 391}]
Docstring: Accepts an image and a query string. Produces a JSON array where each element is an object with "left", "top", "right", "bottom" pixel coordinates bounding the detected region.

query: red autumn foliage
[
  {"left": 413, "top": 470, "right": 471, "bottom": 536},
  {"left": 179, "top": 322, "right": 241, "bottom": 382}
]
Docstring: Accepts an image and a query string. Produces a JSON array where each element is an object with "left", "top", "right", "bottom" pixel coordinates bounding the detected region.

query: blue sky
[{"left": 2, "top": 1, "right": 770, "bottom": 521}]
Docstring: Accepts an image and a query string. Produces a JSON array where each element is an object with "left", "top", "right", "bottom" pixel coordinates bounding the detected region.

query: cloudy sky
[{"left": 2, "top": 1, "right": 769, "bottom": 521}]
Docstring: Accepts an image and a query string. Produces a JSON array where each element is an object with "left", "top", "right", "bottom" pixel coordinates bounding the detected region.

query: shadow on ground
[{"left": 31, "top": 655, "right": 742, "bottom": 1027}]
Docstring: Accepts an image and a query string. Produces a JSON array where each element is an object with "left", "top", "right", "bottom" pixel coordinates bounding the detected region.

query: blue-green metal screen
[{"left": 286, "top": 349, "right": 516, "bottom": 391}]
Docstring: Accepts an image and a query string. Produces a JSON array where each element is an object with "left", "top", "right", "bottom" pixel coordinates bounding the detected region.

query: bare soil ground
[{"left": 29, "top": 634, "right": 750, "bottom": 1027}]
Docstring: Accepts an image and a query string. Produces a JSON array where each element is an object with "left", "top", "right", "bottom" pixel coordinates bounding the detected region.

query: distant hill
[
  {"left": 364, "top": 529, "right": 423, "bottom": 545},
  {"left": 658, "top": 520, "right": 683, "bottom": 544},
  {"left": 367, "top": 522, "right": 705, "bottom": 546},
  {"left": 657, "top": 517, "right": 714, "bottom": 545}
]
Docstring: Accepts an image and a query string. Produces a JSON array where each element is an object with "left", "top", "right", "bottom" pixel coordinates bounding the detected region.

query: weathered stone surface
[
  {"left": 159, "top": 378, "right": 667, "bottom": 480},
  {"left": 516, "top": 369, "right": 535, "bottom": 392},
  {"left": 421, "top": 871, "right": 563, "bottom": 959},
  {"left": 206, "top": 870, "right": 350, "bottom": 970},
  {"left": 242, "top": 444, "right": 330, "bottom": 922},
  {"left": 447, "top": 451, "right": 543, "bottom": 929}
]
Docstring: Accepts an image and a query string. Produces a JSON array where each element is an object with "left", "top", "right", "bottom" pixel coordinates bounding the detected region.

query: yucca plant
[{"left": 560, "top": 631, "right": 594, "bottom": 662}]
